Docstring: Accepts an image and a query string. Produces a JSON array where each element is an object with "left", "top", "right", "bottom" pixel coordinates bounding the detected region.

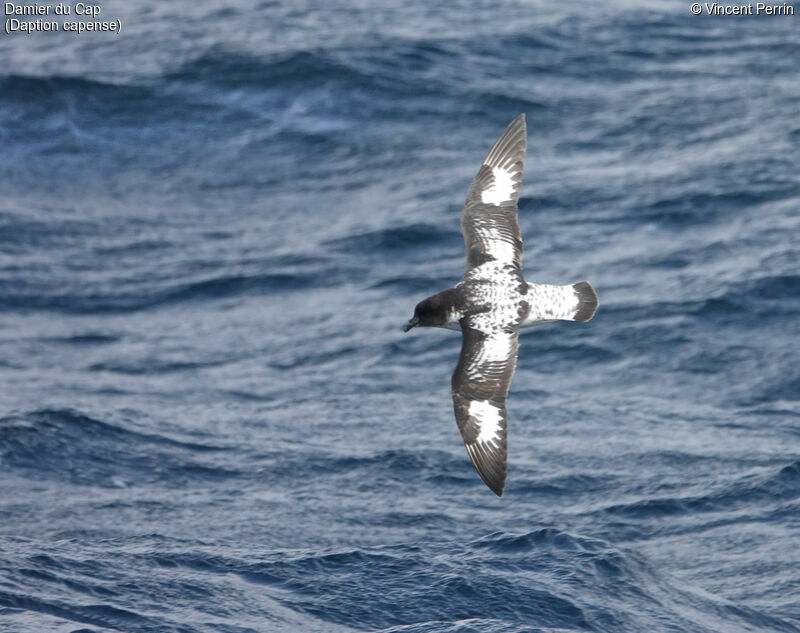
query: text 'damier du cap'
[{"left": 3, "top": 2, "right": 122, "bottom": 35}]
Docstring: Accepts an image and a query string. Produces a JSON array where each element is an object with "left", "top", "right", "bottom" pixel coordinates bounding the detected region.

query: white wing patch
[
  {"left": 483, "top": 226, "right": 517, "bottom": 262},
  {"left": 467, "top": 399, "right": 503, "bottom": 446},
  {"left": 466, "top": 329, "right": 515, "bottom": 378},
  {"left": 480, "top": 165, "right": 516, "bottom": 206}
]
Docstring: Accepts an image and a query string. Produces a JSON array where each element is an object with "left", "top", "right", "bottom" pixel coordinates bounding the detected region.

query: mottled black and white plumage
[{"left": 403, "top": 114, "right": 599, "bottom": 496}]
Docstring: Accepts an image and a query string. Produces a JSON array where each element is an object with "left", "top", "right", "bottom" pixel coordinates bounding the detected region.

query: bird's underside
[{"left": 404, "top": 114, "right": 598, "bottom": 496}]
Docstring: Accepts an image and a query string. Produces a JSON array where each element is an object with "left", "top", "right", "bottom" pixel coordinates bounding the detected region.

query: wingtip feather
[
  {"left": 465, "top": 442, "right": 507, "bottom": 496},
  {"left": 483, "top": 115, "right": 527, "bottom": 170}
]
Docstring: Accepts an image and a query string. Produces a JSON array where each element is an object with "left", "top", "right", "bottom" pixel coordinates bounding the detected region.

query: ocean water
[{"left": 1, "top": 1, "right": 799, "bottom": 631}]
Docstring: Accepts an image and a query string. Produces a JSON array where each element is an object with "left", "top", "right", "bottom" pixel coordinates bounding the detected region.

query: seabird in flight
[{"left": 403, "top": 114, "right": 598, "bottom": 496}]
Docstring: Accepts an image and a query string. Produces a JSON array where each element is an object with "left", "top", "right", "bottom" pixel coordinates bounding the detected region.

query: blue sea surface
[{"left": 1, "top": 1, "right": 799, "bottom": 631}]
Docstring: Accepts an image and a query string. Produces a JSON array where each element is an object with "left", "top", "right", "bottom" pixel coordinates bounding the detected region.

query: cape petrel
[{"left": 403, "top": 114, "right": 598, "bottom": 496}]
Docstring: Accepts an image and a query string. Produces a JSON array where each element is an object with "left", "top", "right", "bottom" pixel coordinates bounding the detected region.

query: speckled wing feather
[
  {"left": 451, "top": 319, "right": 519, "bottom": 496},
  {"left": 461, "top": 114, "right": 527, "bottom": 272}
]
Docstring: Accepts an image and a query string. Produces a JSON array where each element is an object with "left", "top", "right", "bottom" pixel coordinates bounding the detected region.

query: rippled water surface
[{"left": 1, "top": 1, "right": 799, "bottom": 631}]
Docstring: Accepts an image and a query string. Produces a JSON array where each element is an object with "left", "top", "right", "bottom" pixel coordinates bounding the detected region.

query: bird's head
[{"left": 403, "top": 295, "right": 449, "bottom": 332}]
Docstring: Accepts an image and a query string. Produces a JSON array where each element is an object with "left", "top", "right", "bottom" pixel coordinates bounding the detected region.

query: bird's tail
[
  {"left": 522, "top": 281, "right": 599, "bottom": 325},
  {"left": 570, "top": 281, "right": 599, "bottom": 322}
]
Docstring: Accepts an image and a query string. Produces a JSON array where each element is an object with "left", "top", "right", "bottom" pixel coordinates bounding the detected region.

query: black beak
[{"left": 403, "top": 317, "right": 419, "bottom": 333}]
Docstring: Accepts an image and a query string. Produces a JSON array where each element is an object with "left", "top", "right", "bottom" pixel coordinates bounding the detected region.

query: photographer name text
[{"left": 691, "top": 2, "right": 794, "bottom": 14}]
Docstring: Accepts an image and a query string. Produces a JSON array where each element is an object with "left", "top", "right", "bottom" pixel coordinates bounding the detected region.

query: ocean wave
[
  {"left": 369, "top": 275, "right": 457, "bottom": 295},
  {"left": 0, "top": 73, "right": 188, "bottom": 155},
  {"left": 0, "top": 267, "right": 348, "bottom": 314},
  {"left": 0, "top": 409, "right": 233, "bottom": 488},
  {"left": 132, "top": 529, "right": 798, "bottom": 632},
  {"left": 168, "top": 49, "right": 363, "bottom": 89},
  {"left": 603, "top": 460, "right": 800, "bottom": 520},
  {"left": 325, "top": 224, "right": 457, "bottom": 256},
  {"left": 0, "top": 42, "right": 556, "bottom": 169},
  {"left": 0, "top": 589, "right": 166, "bottom": 633}
]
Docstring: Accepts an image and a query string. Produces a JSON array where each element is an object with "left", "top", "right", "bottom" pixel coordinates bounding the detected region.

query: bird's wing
[
  {"left": 460, "top": 114, "right": 527, "bottom": 273},
  {"left": 451, "top": 319, "right": 519, "bottom": 496}
]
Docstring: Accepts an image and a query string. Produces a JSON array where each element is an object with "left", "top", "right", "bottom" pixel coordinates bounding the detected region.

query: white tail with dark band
[{"left": 520, "top": 281, "right": 598, "bottom": 327}]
